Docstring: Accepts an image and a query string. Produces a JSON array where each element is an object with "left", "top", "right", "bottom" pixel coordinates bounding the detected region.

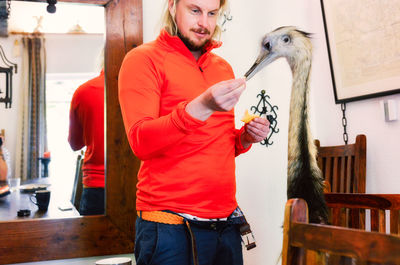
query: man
[
  {"left": 68, "top": 71, "right": 105, "bottom": 215},
  {"left": 118, "top": 0, "right": 270, "bottom": 264}
]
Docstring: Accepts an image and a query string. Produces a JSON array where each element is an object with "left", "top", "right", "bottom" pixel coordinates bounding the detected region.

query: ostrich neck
[{"left": 288, "top": 57, "right": 313, "bottom": 165}]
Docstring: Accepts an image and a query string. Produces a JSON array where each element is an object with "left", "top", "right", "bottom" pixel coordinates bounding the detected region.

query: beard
[{"left": 177, "top": 28, "right": 211, "bottom": 52}]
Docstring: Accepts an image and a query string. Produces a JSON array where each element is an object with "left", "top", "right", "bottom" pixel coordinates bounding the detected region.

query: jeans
[
  {"left": 79, "top": 187, "right": 105, "bottom": 215},
  {"left": 134, "top": 216, "right": 243, "bottom": 265}
]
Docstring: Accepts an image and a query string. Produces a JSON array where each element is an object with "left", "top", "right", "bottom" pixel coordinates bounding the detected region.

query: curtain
[{"left": 15, "top": 34, "right": 47, "bottom": 181}]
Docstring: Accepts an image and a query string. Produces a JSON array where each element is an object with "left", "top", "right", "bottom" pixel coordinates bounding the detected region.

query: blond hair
[{"left": 161, "top": 0, "right": 228, "bottom": 41}]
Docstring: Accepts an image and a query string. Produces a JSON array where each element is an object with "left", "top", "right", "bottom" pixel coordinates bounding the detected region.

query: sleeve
[
  {"left": 68, "top": 90, "right": 85, "bottom": 151},
  {"left": 234, "top": 126, "right": 252, "bottom": 156},
  {"left": 118, "top": 49, "right": 206, "bottom": 161}
]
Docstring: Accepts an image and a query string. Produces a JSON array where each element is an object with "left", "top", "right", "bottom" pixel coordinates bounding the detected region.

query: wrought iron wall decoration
[
  {"left": 0, "top": 45, "right": 17, "bottom": 109},
  {"left": 220, "top": 9, "right": 233, "bottom": 32},
  {"left": 249, "top": 90, "right": 279, "bottom": 147}
]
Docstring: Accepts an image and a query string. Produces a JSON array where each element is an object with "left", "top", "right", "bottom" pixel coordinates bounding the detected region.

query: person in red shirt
[
  {"left": 119, "top": 0, "right": 270, "bottom": 264},
  {"left": 68, "top": 71, "right": 105, "bottom": 215}
]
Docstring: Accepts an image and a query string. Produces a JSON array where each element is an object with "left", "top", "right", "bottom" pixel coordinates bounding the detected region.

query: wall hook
[{"left": 249, "top": 90, "right": 279, "bottom": 147}]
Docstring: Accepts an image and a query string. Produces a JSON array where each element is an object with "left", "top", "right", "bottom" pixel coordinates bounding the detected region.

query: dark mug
[{"left": 30, "top": 190, "right": 51, "bottom": 211}]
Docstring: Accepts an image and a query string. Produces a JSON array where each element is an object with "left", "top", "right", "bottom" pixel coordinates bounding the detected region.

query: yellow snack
[{"left": 241, "top": 110, "right": 259, "bottom": 123}]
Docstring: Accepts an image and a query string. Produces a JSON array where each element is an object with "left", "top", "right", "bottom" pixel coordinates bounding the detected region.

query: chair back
[
  {"left": 71, "top": 151, "right": 84, "bottom": 211},
  {"left": 325, "top": 193, "right": 400, "bottom": 235},
  {"left": 282, "top": 198, "right": 400, "bottom": 265},
  {"left": 315, "top": 134, "right": 366, "bottom": 193}
]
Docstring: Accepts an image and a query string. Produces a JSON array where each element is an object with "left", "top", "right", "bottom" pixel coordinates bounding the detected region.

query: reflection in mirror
[{"left": 0, "top": 1, "right": 105, "bottom": 220}]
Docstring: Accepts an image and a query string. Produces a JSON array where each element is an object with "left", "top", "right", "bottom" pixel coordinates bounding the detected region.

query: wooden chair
[
  {"left": 71, "top": 151, "right": 84, "bottom": 211},
  {"left": 325, "top": 193, "right": 400, "bottom": 235},
  {"left": 282, "top": 198, "right": 400, "bottom": 265},
  {"left": 315, "top": 134, "right": 366, "bottom": 193}
]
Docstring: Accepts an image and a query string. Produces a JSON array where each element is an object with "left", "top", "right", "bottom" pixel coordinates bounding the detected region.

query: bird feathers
[{"left": 246, "top": 26, "right": 328, "bottom": 223}]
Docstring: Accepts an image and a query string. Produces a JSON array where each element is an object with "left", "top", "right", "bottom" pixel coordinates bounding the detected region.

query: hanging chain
[
  {"left": 341, "top": 103, "right": 348, "bottom": 145},
  {"left": 6, "top": 0, "right": 11, "bottom": 17}
]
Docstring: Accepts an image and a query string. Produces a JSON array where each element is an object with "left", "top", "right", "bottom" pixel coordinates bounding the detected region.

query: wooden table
[{"left": 0, "top": 178, "right": 79, "bottom": 220}]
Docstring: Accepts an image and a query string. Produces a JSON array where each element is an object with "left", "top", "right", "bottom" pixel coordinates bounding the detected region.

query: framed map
[{"left": 321, "top": 0, "right": 400, "bottom": 103}]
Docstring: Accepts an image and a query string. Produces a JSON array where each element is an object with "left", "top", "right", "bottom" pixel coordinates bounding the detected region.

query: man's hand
[
  {"left": 241, "top": 118, "right": 270, "bottom": 149},
  {"left": 186, "top": 78, "right": 246, "bottom": 121}
]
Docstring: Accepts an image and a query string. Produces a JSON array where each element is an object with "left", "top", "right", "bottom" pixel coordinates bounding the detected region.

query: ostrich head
[{"left": 245, "top": 26, "right": 312, "bottom": 80}]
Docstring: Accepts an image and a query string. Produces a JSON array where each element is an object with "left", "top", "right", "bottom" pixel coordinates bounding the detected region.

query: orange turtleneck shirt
[
  {"left": 118, "top": 30, "right": 251, "bottom": 219},
  {"left": 68, "top": 71, "right": 105, "bottom": 188}
]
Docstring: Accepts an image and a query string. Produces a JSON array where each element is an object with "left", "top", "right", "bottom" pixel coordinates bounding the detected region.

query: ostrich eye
[
  {"left": 282, "top": 35, "right": 290, "bottom": 43},
  {"left": 263, "top": 42, "right": 271, "bottom": 51}
]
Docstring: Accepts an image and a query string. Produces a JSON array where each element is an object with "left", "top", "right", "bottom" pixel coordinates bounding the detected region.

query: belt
[
  {"left": 137, "top": 210, "right": 184, "bottom": 225},
  {"left": 137, "top": 210, "right": 198, "bottom": 265}
]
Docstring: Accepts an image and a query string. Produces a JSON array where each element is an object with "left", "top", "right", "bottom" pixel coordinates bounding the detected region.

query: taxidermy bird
[{"left": 245, "top": 26, "right": 328, "bottom": 223}]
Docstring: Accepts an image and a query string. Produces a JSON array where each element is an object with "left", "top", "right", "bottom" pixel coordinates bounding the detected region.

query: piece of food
[{"left": 241, "top": 110, "right": 259, "bottom": 123}]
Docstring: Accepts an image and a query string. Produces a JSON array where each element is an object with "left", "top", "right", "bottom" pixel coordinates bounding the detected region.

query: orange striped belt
[{"left": 137, "top": 210, "right": 184, "bottom": 225}]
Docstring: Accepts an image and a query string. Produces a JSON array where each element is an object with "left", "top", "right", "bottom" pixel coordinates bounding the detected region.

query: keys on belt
[{"left": 239, "top": 222, "right": 256, "bottom": 250}]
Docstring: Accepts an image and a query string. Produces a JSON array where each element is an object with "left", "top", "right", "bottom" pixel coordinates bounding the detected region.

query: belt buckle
[{"left": 239, "top": 223, "right": 256, "bottom": 250}]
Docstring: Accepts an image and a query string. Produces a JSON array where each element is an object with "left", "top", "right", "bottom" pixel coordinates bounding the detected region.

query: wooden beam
[
  {"left": 15, "top": 0, "right": 109, "bottom": 6},
  {"left": 0, "top": 217, "right": 133, "bottom": 263},
  {"left": 105, "top": 0, "right": 143, "bottom": 239}
]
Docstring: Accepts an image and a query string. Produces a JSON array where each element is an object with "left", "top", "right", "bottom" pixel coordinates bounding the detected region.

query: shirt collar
[{"left": 157, "top": 29, "right": 222, "bottom": 60}]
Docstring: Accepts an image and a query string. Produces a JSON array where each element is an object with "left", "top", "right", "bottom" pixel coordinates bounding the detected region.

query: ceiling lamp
[{"left": 47, "top": 0, "right": 57, "bottom": 14}]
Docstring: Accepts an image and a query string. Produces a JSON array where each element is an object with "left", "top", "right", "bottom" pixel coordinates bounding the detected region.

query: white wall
[
  {"left": 143, "top": 0, "right": 400, "bottom": 264},
  {"left": 46, "top": 34, "right": 104, "bottom": 74},
  {"left": 9, "top": 1, "right": 105, "bottom": 34},
  {"left": 0, "top": 35, "right": 23, "bottom": 178}
]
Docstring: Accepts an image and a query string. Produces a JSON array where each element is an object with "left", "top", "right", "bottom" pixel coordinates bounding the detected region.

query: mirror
[
  {"left": 0, "top": 0, "right": 142, "bottom": 263},
  {"left": 0, "top": 0, "right": 105, "bottom": 221}
]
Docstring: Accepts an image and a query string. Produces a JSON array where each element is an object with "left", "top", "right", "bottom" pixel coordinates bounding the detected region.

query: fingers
[
  {"left": 207, "top": 78, "right": 246, "bottom": 112},
  {"left": 225, "top": 82, "right": 246, "bottom": 99},
  {"left": 217, "top": 78, "right": 246, "bottom": 91},
  {"left": 187, "top": 78, "right": 247, "bottom": 121},
  {"left": 251, "top": 117, "right": 270, "bottom": 126},
  {"left": 219, "top": 84, "right": 245, "bottom": 110},
  {"left": 213, "top": 78, "right": 246, "bottom": 96},
  {"left": 245, "top": 118, "right": 270, "bottom": 143}
]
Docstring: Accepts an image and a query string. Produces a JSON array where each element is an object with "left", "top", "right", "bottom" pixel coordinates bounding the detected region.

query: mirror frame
[{"left": 0, "top": 0, "right": 143, "bottom": 263}]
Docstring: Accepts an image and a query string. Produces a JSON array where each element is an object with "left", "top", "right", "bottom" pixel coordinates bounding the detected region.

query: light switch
[{"left": 384, "top": 99, "right": 398, "bottom": 122}]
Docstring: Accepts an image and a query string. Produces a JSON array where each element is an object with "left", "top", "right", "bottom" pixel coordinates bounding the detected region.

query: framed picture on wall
[{"left": 320, "top": 0, "right": 400, "bottom": 103}]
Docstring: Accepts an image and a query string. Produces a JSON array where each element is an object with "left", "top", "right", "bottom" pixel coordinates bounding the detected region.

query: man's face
[{"left": 170, "top": 0, "right": 220, "bottom": 51}]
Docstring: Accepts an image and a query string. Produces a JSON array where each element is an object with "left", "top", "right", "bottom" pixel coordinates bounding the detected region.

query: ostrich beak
[{"left": 245, "top": 50, "right": 276, "bottom": 81}]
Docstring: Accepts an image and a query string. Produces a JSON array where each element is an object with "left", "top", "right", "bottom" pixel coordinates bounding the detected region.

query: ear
[{"left": 168, "top": 0, "right": 176, "bottom": 18}]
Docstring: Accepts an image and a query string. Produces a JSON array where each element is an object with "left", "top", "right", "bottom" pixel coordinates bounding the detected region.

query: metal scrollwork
[
  {"left": 250, "top": 90, "right": 279, "bottom": 147},
  {"left": 220, "top": 10, "right": 233, "bottom": 32}
]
